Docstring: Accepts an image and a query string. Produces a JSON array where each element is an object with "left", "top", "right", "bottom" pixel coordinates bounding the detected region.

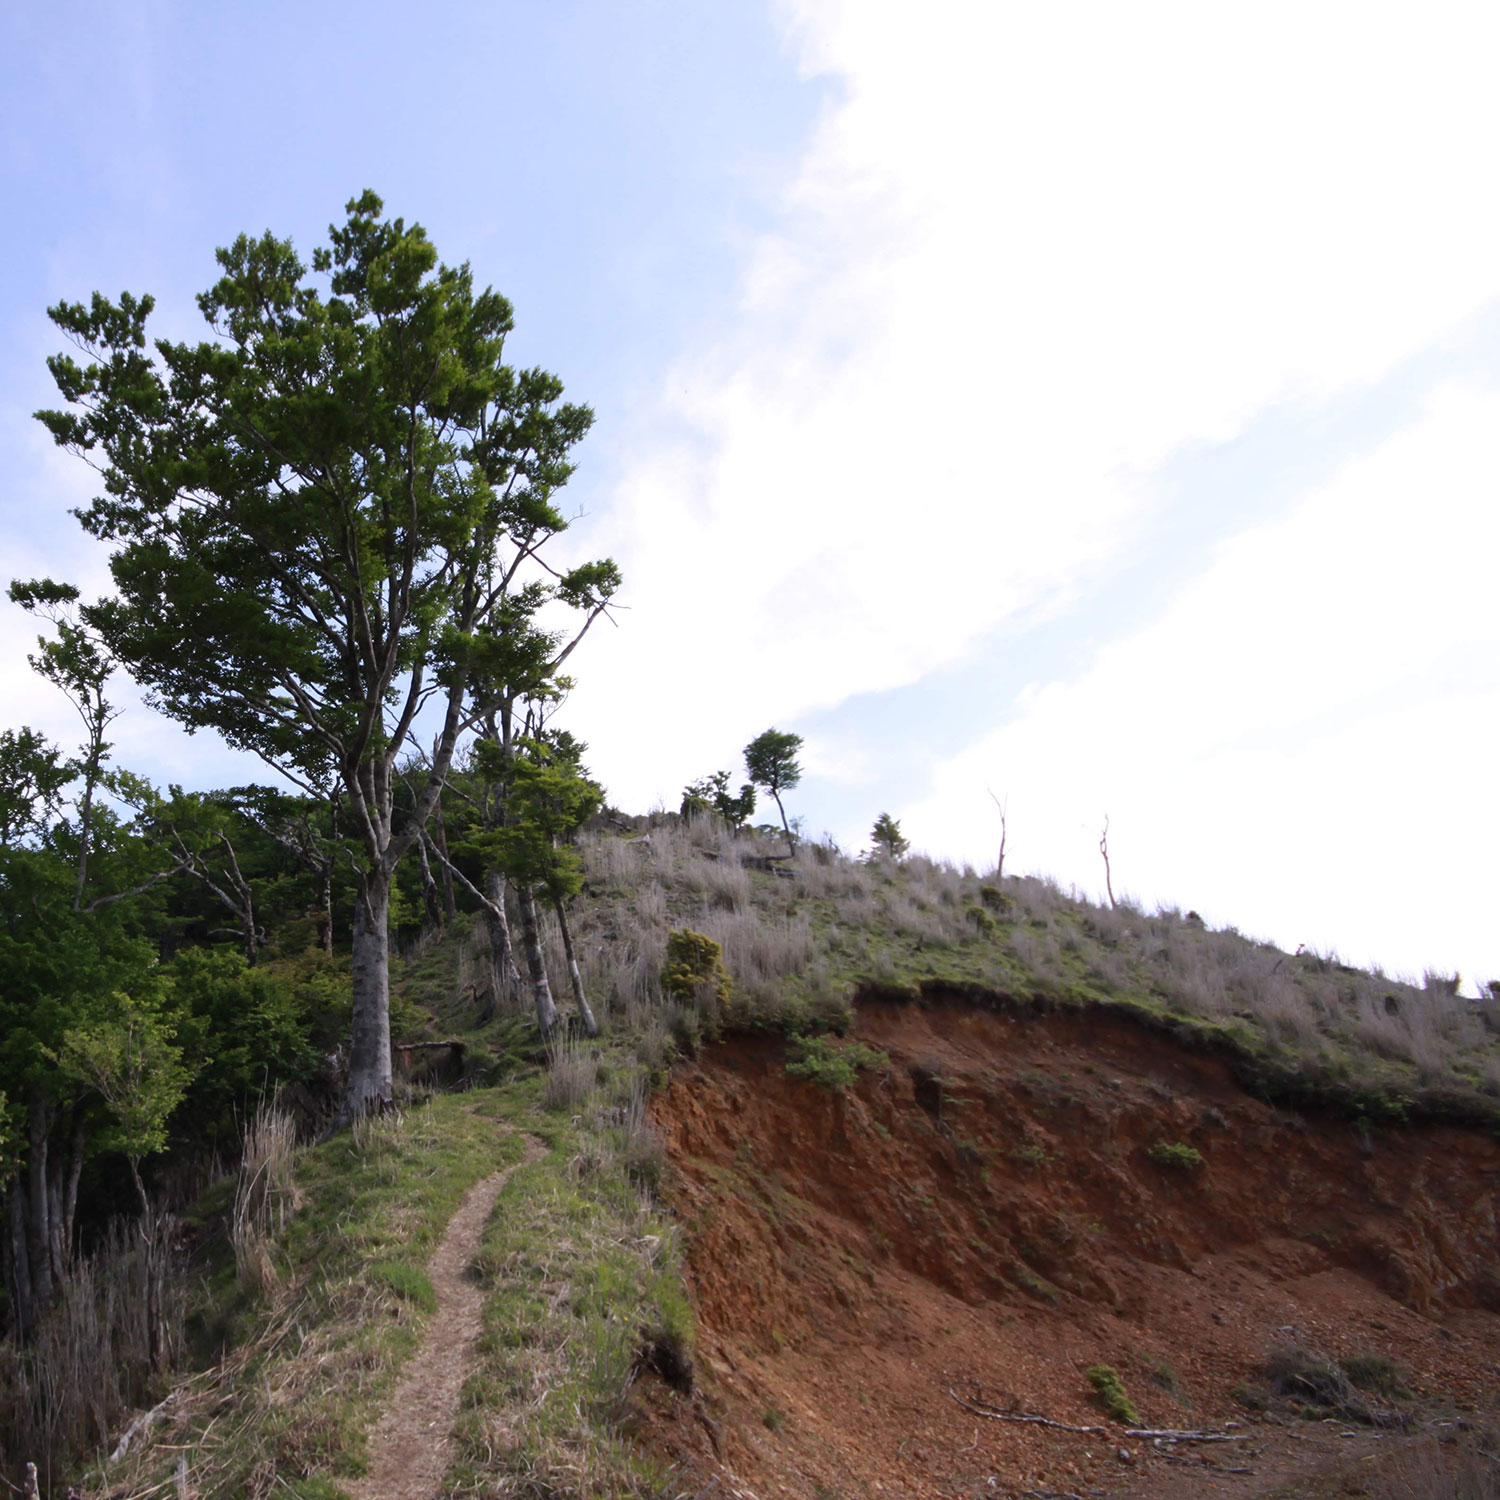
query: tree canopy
[
  {"left": 35, "top": 191, "right": 618, "bottom": 1118},
  {"left": 744, "top": 728, "right": 803, "bottom": 854}
]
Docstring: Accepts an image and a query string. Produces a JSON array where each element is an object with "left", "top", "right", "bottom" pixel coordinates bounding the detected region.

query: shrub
[
  {"left": 978, "top": 884, "right": 1012, "bottom": 914},
  {"left": 1146, "top": 1141, "right": 1204, "bottom": 1170},
  {"left": 964, "top": 903, "right": 995, "bottom": 935},
  {"left": 1086, "top": 1365, "right": 1141, "bottom": 1425},
  {"left": 662, "top": 929, "right": 731, "bottom": 1008},
  {"left": 1342, "top": 1352, "right": 1410, "bottom": 1399},
  {"left": 784, "top": 1035, "right": 889, "bottom": 1090}
]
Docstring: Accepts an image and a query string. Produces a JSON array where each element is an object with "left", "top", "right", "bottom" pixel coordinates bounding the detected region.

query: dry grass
[
  {"left": 230, "top": 1101, "right": 299, "bottom": 1294},
  {"left": 550, "top": 814, "right": 1500, "bottom": 1118},
  {"left": 544, "top": 1030, "right": 603, "bottom": 1112},
  {"left": 0, "top": 1213, "right": 181, "bottom": 1496}
]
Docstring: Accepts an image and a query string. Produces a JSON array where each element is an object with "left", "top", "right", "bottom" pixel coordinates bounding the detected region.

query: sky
[{"left": 1, "top": 2, "right": 1496, "bottom": 988}]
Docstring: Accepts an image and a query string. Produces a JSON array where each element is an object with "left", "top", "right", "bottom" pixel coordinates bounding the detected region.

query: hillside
[{"left": 24, "top": 818, "right": 1500, "bottom": 1499}]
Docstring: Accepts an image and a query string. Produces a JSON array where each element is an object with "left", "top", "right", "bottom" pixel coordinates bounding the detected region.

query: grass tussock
[
  {"left": 230, "top": 1101, "right": 299, "bottom": 1295},
  {"left": 0, "top": 1213, "right": 180, "bottom": 1496}
]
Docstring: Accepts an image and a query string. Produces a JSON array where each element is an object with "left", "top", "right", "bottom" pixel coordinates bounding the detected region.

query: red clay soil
[{"left": 630, "top": 995, "right": 1500, "bottom": 1499}]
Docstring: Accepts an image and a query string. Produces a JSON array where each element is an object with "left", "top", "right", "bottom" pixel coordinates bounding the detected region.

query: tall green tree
[
  {"left": 744, "top": 728, "right": 803, "bottom": 855},
  {"left": 35, "top": 192, "right": 617, "bottom": 1120}
]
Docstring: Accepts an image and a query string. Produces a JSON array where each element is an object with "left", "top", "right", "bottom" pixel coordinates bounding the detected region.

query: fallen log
[{"left": 948, "top": 1386, "right": 1105, "bottom": 1435}]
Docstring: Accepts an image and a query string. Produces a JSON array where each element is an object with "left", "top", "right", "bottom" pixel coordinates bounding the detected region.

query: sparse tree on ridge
[
  {"left": 32, "top": 192, "right": 617, "bottom": 1123},
  {"left": 744, "top": 728, "right": 803, "bottom": 856},
  {"left": 680, "top": 770, "right": 756, "bottom": 831},
  {"left": 869, "top": 812, "right": 909, "bottom": 861}
]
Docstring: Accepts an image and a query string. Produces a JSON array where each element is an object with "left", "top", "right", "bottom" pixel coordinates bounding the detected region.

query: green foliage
[
  {"left": 0, "top": 727, "right": 71, "bottom": 847},
  {"left": 469, "top": 733, "right": 602, "bottom": 902},
  {"left": 744, "top": 728, "right": 803, "bottom": 851},
  {"left": 784, "top": 1035, "right": 889, "bottom": 1090},
  {"left": 662, "top": 929, "right": 731, "bottom": 1008},
  {"left": 978, "top": 884, "right": 1011, "bottom": 913},
  {"left": 35, "top": 190, "right": 618, "bottom": 1106},
  {"left": 51, "top": 992, "right": 193, "bottom": 1203},
  {"left": 1146, "top": 1140, "right": 1204, "bottom": 1170},
  {"left": 168, "top": 948, "right": 327, "bottom": 1139},
  {"left": 964, "top": 903, "right": 996, "bottom": 934},
  {"left": 1086, "top": 1364, "right": 1141, "bottom": 1425},
  {"left": 681, "top": 771, "right": 756, "bottom": 830},
  {"left": 868, "top": 812, "right": 909, "bottom": 860},
  {"left": 743, "top": 730, "right": 803, "bottom": 796}
]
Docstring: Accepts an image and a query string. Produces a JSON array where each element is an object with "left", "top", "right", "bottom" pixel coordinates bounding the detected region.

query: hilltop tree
[
  {"left": 744, "top": 728, "right": 803, "bottom": 855},
  {"left": 34, "top": 192, "right": 616, "bottom": 1121},
  {"left": 680, "top": 770, "right": 755, "bottom": 831},
  {"left": 869, "top": 812, "right": 909, "bottom": 860}
]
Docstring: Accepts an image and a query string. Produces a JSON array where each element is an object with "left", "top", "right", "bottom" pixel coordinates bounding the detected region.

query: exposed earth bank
[{"left": 634, "top": 992, "right": 1500, "bottom": 1498}]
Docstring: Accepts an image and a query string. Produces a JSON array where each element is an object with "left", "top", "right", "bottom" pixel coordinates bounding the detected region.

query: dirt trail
[{"left": 348, "top": 1136, "right": 546, "bottom": 1500}]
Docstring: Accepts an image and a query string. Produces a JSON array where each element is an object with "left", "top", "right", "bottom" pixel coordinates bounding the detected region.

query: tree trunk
[
  {"left": 126, "top": 1157, "right": 151, "bottom": 1218},
  {"left": 342, "top": 868, "right": 393, "bottom": 1121},
  {"left": 515, "top": 883, "right": 558, "bottom": 1037},
  {"left": 319, "top": 859, "right": 334, "bottom": 955},
  {"left": 433, "top": 799, "right": 458, "bottom": 923},
  {"left": 7, "top": 1185, "right": 36, "bottom": 1339},
  {"left": 552, "top": 895, "right": 598, "bottom": 1037},
  {"left": 415, "top": 828, "right": 444, "bottom": 932},
  {"left": 24, "top": 1092, "right": 52, "bottom": 1309},
  {"left": 58, "top": 1115, "right": 86, "bottom": 1275},
  {"left": 771, "top": 789, "right": 795, "bottom": 857},
  {"left": 484, "top": 871, "right": 523, "bottom": 1021}
]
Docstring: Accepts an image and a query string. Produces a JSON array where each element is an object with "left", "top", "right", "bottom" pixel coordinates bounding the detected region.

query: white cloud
[
  {"left": 571, "top": 0, "right": 1500, "bottom": 813},
  {"left": 901, "top": 380, "right": 1500, "bottom": 984}
]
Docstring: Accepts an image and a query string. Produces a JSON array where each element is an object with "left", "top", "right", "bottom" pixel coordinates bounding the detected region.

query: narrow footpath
[{"left": 347, "top": 1137, "right": 546, "bottom": 1500}]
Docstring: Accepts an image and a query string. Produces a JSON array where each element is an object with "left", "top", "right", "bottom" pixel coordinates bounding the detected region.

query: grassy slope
[
  {"left": 562, "top": 816, "right": 1500, "bottom": 1126},
  {"left": 85, "top": 1074, "right": 685, "bottom": 1500},
  {"left": 77, "top": 814, "right": 1500, "bottom": 1498}
]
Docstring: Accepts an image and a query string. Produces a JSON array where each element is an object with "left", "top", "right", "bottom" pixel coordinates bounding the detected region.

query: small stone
[{"left": 1116, "top": 1446, "right": 1135, "bottom": 1465}]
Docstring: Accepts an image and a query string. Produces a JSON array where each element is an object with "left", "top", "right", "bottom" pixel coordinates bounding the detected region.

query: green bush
[
  {"left": 662, "top": 929, "right": 731, "bottom": 1008},
  {"left": 979, "top": 884, "right": 1012, "bottom": 914},
  {"left": 964, "top": 904, "right": 996, "bottom": 935},
  {"left": 784, "top": 1035, "right": 888, "bottom": 1091},
  {"left": 1087, "top": 1364, "right": 1141, "bottom": 1425},
  {"left": 1146, "top": 1140, "right": 1204, "bottom": 1170}
]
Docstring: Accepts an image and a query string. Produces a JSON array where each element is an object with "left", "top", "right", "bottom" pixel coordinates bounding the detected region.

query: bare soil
[
  {"left": 347, "top": 1136, "right": 545, "bottom": 1500},
  {"left": 632, "top": 995, "right": 1500, "bottom": 1498}
]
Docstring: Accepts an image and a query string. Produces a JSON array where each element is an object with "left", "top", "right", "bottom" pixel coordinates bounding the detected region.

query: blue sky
[{"left": 3, "top": 2, "right": 1498, "bottom": 987}]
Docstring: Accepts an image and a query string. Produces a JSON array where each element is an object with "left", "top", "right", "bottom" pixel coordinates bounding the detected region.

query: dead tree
[{"left": 987, "top": 787, "right": 1008, "bottom": 880}]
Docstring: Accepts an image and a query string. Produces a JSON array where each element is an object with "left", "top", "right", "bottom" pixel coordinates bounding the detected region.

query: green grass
[
  {"left": 75, "top": 1092, "right": 536, "bottom": 1500},
  {"left": 449, "top": 1101, "right": 690, "bottom": 1498}
]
